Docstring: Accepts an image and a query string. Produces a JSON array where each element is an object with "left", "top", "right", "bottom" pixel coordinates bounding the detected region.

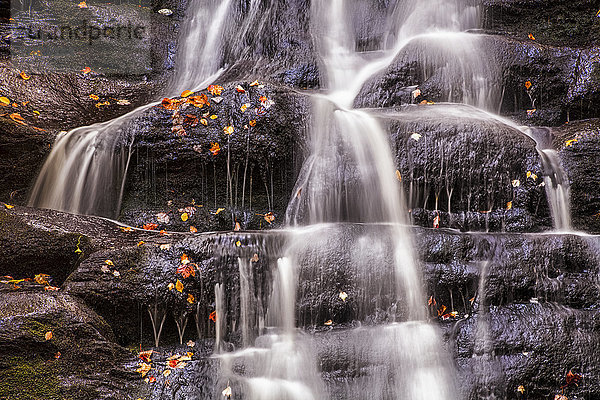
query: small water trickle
[{"left": 214, "top": 283, "right": 226, "bottom": 353}]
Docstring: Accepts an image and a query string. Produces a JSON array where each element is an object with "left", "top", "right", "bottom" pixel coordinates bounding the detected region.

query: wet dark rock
[
  {"left": 356, "top": 35, "right": 600, "bottom": 126},
  {"left": 481, "top": 0, "right": 600, "bottom": 48},
  {"left": 119, "top": 82, "right": 310, "bottom": 232},
  {"left": 0, "top": 290, "right": 140, "bottom": 400},
  {"left": 374, "top": 105, "right": 551, "bottom": 232},
  {"left": 552, "top": 119, "right": 600, "bottom": 233}
]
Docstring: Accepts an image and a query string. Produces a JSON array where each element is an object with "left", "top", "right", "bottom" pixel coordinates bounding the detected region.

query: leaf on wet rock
[
  {"left": 263, "top": 212, "right": 275, "bottom": 224},
  {"left": 176, "top": 264, "right": 195, "bottom": 279},
  {"left": 241, "top": 103, "right": 250, "bottom": 112},
  {"left": 0, "top": 97, "right": 10, "bottom": 105},
  {"left": 34, "top": 274, "right": 50, "bottom": 285},
  {"left": 45, "top": 331, "right": 53, "bottom": 340},
  {"left": 395, "top": 170, "right": 402, "bottom": 182},
  {"left": 19, "top": 71, "right": 30, "bottom": 80},
  {"left": 81, "top": 67, "right": 91, "bottom": 74},
  {"left": 181, "top": 212, "right": 189, "bottom": 222},
  {"left": 223, "top": 125, "right": 234, "bottom": 135},
  {"left": 410, "top": 132, "right": 422, "bottom": 141},
  {"left": 525, "top": 81, "right": 532, "bottom": 90},
  {"left": 411, "top": 88, "right": 421, "bottom": 99},
  {"left": 184, "top": 114, "right": 198, "bottom": 126},
  {"left": 511, "top": 179, "right": 520, "bottom": 187},
  {"left": 181, "top": 90, "right": 193, "bottom": 98},
  {"left": 214, "top": 208, "right": 225, "bottom": 215},
  {"left": 187, "top": 294, "right": 195, "bottom": 304},
  {"left": 506, "top": 201, "right": 512, "bottom": 210},
  {"left": 4, "top": 203, "right": 14, "bottom": 209},
  {"left": 249, "top": 119, "right": 257, "bottom": 127},
  {"left": 211, "top": 97, "right": 223, "bottom": 104},
  {"left": 78, "top": 1, "right": 87, "bottom": 8},
  {"left": 528, "top": 33, "right": 535, "bottom": 40},
  {"left": 89, "top": 94, "right": 99, "bottom": 100},
  {"left": 95, "top": 101, "right": 110, "bottom": 108},
  {"left": 136, "top": 362, "right": 151, "bottom": 377},
  {"left": 324, "top": 320, "right": 333, "bottom": 326},
  {"left": 168, "top": 282, "right": 175, "bottom": 291},
  {"left": 250, "top": 80, "right": 260, "bottom": 86},
  {"left": 207, "top": 85, "right": 223, "bottom": 96},
  {"left": 143, "top": 223, "right": 159, "bottom": 230},
  {"left": 139, "top": 350, "right": 153, "bottom": 363},
  {"left": 554, "top": 395, "right": 568, "bottom": 400},
  {"left": 517, "top": 385, "right": 525, "bottom": 394},
  {"left": 223, "top": 385, "right": 232, "bottom": 398},
  {"left": 190, "top": 226, "right": 198, "bottom": 233},
  {"left": 565, "top": 138, "right": 578, "bottom": 147},
  {"left": 158, "top": 8, "right": 173, "bottom": 15},
  {"left": 9, "top": 113, "right": 26, "bottom": 125},
  {"left": 339, "top": 291, "right": 348, "bottom": 302},
  {"left": 250, "top": 253, "right": 259, "bottom": 262},
  {"left": 209, "top": 311, "right": 217, "bottom": 321},
  {"left": 175, "top": 279, "right": 184, "bottom": 292},
  {"left": 210, "top": 142, "right": 221, "bottom": 155},
  {"left": 116, "top": 99, "right": 131, "bottom": 105},
  {"left": 562, "top": 370, "right": 582, "bottom": 388},
  {"left": 235, "top": 85, "right": 245, "bottom": 93}
]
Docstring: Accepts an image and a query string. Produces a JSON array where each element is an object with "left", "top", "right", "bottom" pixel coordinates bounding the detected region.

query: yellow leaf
[
  {"left": 181, "top": 90, "right": 193, "bottom": 98},
  {"left": 528, "top": 33, "right": 535, "bottom": 40},
  {"left": 249, "top": 80, "right": 260, "bottom": 86},
  {"left": 105, "top": 260, "right": 114, "bottom": 266},
  {"left": 240, "top": 103, "right": 250, "bottom": 112},
  {"left": 249, "top": 119, "right": 256, "bottom": 127},
  {"left": 200, "top": 118, "right": 208, "bottom": 126},
  {"left": 339, "top": 291, "right": 348, "bottom": 302},
  {"left": 78, "top": 1, "right": 87, "bottom": 8},
  {"left": 136, "top": 362, "right": 151, "bottom": 377},
  {"left": 565, "top": 138, "right": 578, "bottom": 147},
  {"left": 187, "top": 294, "right": 195, "bottom": 304},
  {"left": 214, "top": 208, "right": 225, "bottom": 215},
  {"left": 517, "top": 385, "right": 525, "bottom": 394},
  {"left": 236, "top": 240, "right": 241, "bottom": 247},
  {"left": 210, "top": 114, "right": 218, "bottom": 120},
  {"left": 395, "top": 170, "right": 402, "bottom": 182},
  {"left": 175, "top": 279, "right": 184, "bottom": 292},
  {"left": 45, "top": 331, "right": 53, "bottom": 340},
  {"left": 181, "top": 212, "right": 189, "bottom": 222},
  {"left": 137, "top": 241, "right": 145, "bottom": 247},
  {"left": 324, "top": 320, "right": 333, "bottom": 326},
  {"left": 0, "top": 97, "right": 9, "bottom": 105},
  {"left": 34, "top": 274, "right": 50, "bottom": 285},
  {"left": 168, "top": 282, "right": 175, "bottom": 291},
  {"left": 19, "top": 71, "right": 30, "bottom": 80},
  {"left": 506, "top": 201, "right": 512, "bottom": 210},
  {"left": 89, "top": 94, "right": 99, "bottom": 100},
  {"left": 263, "top": 212, "right": 275, "bottom": 224},
  {"left": 4, "top": 203, "right": 14, "bottom": 209}
]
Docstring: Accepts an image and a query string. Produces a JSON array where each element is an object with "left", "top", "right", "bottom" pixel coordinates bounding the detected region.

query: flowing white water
[{"left": 29, "top": 0, "right": 234, "bottom": 217}]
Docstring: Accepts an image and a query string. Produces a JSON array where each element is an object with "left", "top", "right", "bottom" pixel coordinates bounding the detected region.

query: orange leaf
[
  {"left": 235, "top": 85, "right": 245, "bottom": 93},
  {"left": 19, "top": 71, "right": 30, "bottom": 80},
  {"left": 4, "top": 203, "right": 14, "bottom": 209},
  {"left": 187, "top": 294, "right": 195, "bottom": 304},
  {"left": 189, "top": 226, "right": 198, "bottom": 233},
  {"left": 264, "top": 212, "right": 275, "bottom": 224},
  {"left": 207, "top": 85, "right": 223, "bottom": 96},
  {"left": 181, "top": 90, "right": 193, "bottom": 98},
  {"left": 187, "top": 94, "right": 209, "bottom": 108},
  {"left": 180, "top": 254, "right": 190, "bottom": 265},
  {"left": 209, "top": 142, "right": 220, "bottom": 156},
  {"left": 249, "top": 119, "right": 257, "bottom": 127},
  {"left": 528, "top": 33, "right": 535, "bottom": 40},
  {"left": 142, "top": 223, "right": 158, "bottom": 230},
  {"left": 223, "top": 125, "right": 234, "bottom": 135},
  {"left": 81, "top": 67, "right": 91, "bottom": 74},
  {"left": 175, "top": 279, "right": 184, "bottom": 292},
  {"left": 45, "top": 331, "right": 53, "bottom": 340},
  {"left": 78, "top": 1, "right": 87, "bottom": 8},
  {"left": 34, "top": 274, "right": 50, "bottom": 285},
  {"left": 437, "top": 305, "right": 447, "bottom": 317},
  {"left": 525, "top": 81, "right": 532, "bottom": 90},
  {"left": 176, "top": 264, "right": 195, "bottom": 279},
  {"left": 9, "top": 113, "right": 26, "bottom": 125},
  {"left": 209, "top": 311, "right": 217, "bottom": 322}
]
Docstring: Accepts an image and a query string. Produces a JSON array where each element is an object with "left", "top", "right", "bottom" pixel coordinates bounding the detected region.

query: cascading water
[{"left": 28, "top": 0, "right": 234, "bottom": 218}]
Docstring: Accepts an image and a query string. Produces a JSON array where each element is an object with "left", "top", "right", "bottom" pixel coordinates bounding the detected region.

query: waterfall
[{"left": 28, "top": 0, "right": 234, "bottom": 218}]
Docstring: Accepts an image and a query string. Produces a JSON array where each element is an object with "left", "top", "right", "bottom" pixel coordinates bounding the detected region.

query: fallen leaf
[
  {"left": 200, "top": 118, "right": 208, "bottom": 126},
  {"left": 4, "top": 203, "right": 14, "bottom": 209},
  {"left": 181, "top": 212, "right": 189, "bottom": 222},
  {"left": 163, "top": 369, "right": 171, "bottom": 377},
  {"left": 148, "top": 376, "right": 156, "bottom": 383},
  {"left": 9, "top": 113, "right": 26, "bottom": 125},
  {"left": 116, "top": 99, "right": 131, "bottom": 105},
  {"left": 78, "top": 1, "right": 87, "bottom": 8},
  {"left": 136, "top": 362, "right": 151, "bottom": 377},
  {"left": 324, "top": 320, "right": 333, "bottom": 326},
  {"left": 437, "top": 305, "right": 447, "bottom": 317},
  {"left": 250, "top": 80, "right": 260, "bottom": 86},
  {"left": 207, "top": 85, "right": 223, "bottom": 96},
  {"left": 158, "top": 8, "right": 173, "bottom": 15},
  {"left": 209, "top": 142, "right": 221, "bottom": 156},
  {"left": 554, "top": 395, "right": 568, "bottom": 400},
  {"left": 234, "top": 222, "right": 241, "bottom": 231},
  {"left": 139, "top": 350, "right": 153, "bottom": 363},
  {"left": 410, "top": 132, "right": 422, "bottom": 141},
  {"left": 0, "top": 97, "right": 10, "bottom": 105},
  {"left": 250, "top": 253, "right": 259, "bottom": 262},
  {"left": 119, "top": 226, "right": 133, "bottom": 232},
  {"left": 184, "top": 114, "right": 198, "bottom": 126},
  {"left": 395, "top": 170, "right": 402, "bottom": 182},
  {"left": 433, "top": 215, "right": 440, "bottom": 229},
  {"left": 412, "top": 88, "right": 421, "bottom": 99},
  {"left": 428, "top": 296, "right": 437, "bottom": 306},
  {"left": 223, "top": 385, "right": 232, "bottom": 398},
  {"left": 506, "top": 201, "right": 512, "bottom": 210},
  {"left": 223, "top": 125, "right": 234, "bottom": 135},
  {"left": 55, "top": 352, "right": 61, "bottom": 359},
  {"left": 563, "top": 370, "right": 582, "bottom": 388},
  {"left": 105, "top": 260, "right": 114, "bottom": 266},
  {"left": 187, "top": 340, "right": 195, "bottom": 347},
  {"left": 339, "top": 291, "right": 348, "bottom": 302},
  {"left": 101, "top": 264, "right": 110, "bottom": 273},
  {"left": 187, "top": 94, "right": 209, "bottom": 108},
  {"left": 189, "top": 226, "right": 198, "bottom": 233},
  {"left": 159, "top": 243, "right": 171, "bottom": 250},
  {"left": 525, "top": 81, "right": 532, "bottom": 90},
  {"left": 95, "top": 101, "right": 110, "bottom": 108},
  {"left": 181, "top": 90, "right": 193, "bottom": 98},
  {"left": 19, "top": 71, "right": 30, "bottom": 80},
  {"left": 175, "top": 279, "right": 184, "bottom": 292},
  {"left": 176, "top": 264, "right": 195, "bottom": 279},
  {"left": 187, "top": 294, "right": 195, "bottom": 304},
  {"left": 143, "top": 223, "right": 159, "bottom": 230},
  {"left": 81, "top": 67, "right": 91, "bottom": 74},
  {"left": 34, "top": 274, "right": 50, "bottom": 285},
  {"left": 264, "top": 212, "right": 275, "bottom": 224},
  {"left": 528, "top": 33, "right": 535, "bottom": 40},
  {"left": 235, "top": 240, "right": 241, "bottom": 247},
  {"left": 527, "top": 109, "right": 536, "bottom": 116},
  {"left": 249, "top": 119, "right": 257, "bottom": 127},
  {"left": 512, "top": 179, "right": 521, "bottom": 187},
  {"left": 209, "top": 311, "right": 217, "bottom": 322},
  {"left": 168, "top": 283, "right": 175, "bottom": 291},
  {"left": 235, "top": 85, "right": 245, "bottom": 93},
  {"left": 89, "top": 94, "right": 99, "bottom": 100},
  {"left": 137, "top": 241, "right": 145, "bottom": 247},
  {"left": 44, "top": 286, "right": 60, "bottom": 291},
  {"left": 240, "top": 103, "right": 250, "bottom": 112},
  {"left": 214, "top": 208, "right": 225, "bottom": 215},
  {"left": 517, "top": 385, "right": 525, "bottom": 394},
  {"left": 45, "top": 331, "right": 53, "bottom": 340},
  {"left": 565, "top": 138, "right": 578, "bottom": 147},
  {"left": 112, "top": 270, "right": 120, "bottom": 277}
]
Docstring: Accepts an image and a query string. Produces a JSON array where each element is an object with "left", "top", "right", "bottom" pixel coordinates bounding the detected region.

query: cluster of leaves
[
  {"left": 428, "top": 296, "right": 459, "bottom": 320},
  {"left": 135, "top": 346, "right": 195, "bottom": 387},
  {"left": 0, "top": 72, "right": 44, "bottom": 130},
  {"left": 0, "top": 273, "right": 59, "bottom": 291}
]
